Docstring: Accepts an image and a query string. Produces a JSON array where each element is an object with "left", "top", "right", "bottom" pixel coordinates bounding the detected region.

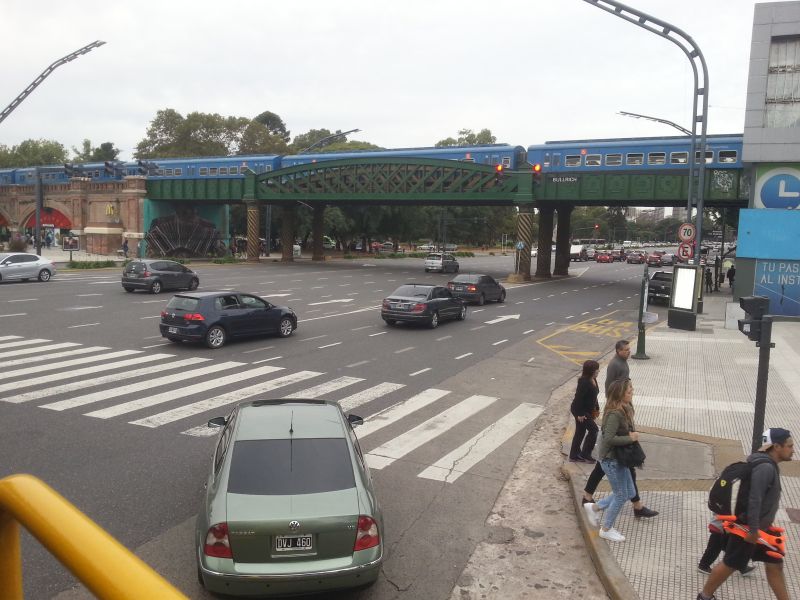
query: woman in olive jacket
[
  {"left": 583, "top": 378, "right": 638, "bottom": 543},
  {"left": 569, "top": 360, "right": 600, "bottom": 462}
]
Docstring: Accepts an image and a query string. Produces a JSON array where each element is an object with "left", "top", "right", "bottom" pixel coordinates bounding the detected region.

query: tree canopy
[
  {"left": 435, "top": 128, "right": 496, "bottom": 148},
  {"left": 72, "top": 140, "right": 121, "bottom": 162},
  {"left": 0, "top": 139, "right": 69, "bottom": 168},
  {"left": 253, "top": 111, "right": 290, "bottom": 143}
]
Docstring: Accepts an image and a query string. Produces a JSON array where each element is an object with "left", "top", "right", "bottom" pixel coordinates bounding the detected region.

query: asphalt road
[{"left": 0, "top": 253, "right": 654, "bottom": 599}]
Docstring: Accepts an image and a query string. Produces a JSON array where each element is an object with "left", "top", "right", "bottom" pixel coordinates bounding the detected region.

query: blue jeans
[{"left": 598, "top": 458, "right": 636, "bottom": 529}]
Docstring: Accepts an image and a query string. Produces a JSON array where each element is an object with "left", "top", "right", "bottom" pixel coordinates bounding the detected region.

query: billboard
[{"left": 753, "top": 259, "right": 800, "bottom": 316}]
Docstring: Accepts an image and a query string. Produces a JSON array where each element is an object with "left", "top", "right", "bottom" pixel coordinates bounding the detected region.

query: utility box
[{"left": 668, "top": 265, "right": 702, "bottom": 331}]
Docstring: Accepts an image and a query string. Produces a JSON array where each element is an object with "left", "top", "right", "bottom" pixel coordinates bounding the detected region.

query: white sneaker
[
  {"left": 599, "top": 528, "right": 625, "bottom": 542},
  {"left": 583, "top": 503, "right": 600, "bottom": 528}
]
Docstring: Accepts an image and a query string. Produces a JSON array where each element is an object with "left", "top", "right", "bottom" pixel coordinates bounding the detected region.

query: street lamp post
[{"left": 298, "top": 129, "right": 360, "bottom": 154}]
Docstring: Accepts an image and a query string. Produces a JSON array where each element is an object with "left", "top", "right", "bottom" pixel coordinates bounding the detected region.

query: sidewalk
[
  {"left": 562, "top": 289, "right": 800, "bottom": 599},
  {"left": 36, "top": 245, "right": 124, "bottom": 266}
]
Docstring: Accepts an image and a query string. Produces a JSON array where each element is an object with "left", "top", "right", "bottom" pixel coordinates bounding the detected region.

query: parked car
[
  {"left": 585, "top": 247, "right": 597, "bottom": 260},
  {"left": 447, "top": 273, "right": 506, "bottom": 305},
  {"left": 381, "top": 283, "right": 466, "bottom": 328},
  {"left": 648, "top": 271, "right": 673, "bottom": 304},
  {"left": 443, "top": 243, "right": 458, "bottom": 252},
  {"left": 122, "top": 259, "right": 199, "bottom": 294},
  {"left": 570, "top": 244, "right": 588, "bottom": 261},
  {"left": 626, "top": 252, "right": 644, "bottom": 264},
  {"left": 424, "top": 253, "right": 459, "bottom": 273},
  {"left": 0, "top": 252, "right": 56, "bottom": 282},
  {"left": 197, "top": 399, "right": 382, "bottom": 597},
  {"left": 595, "top": 252, "right": 613, "bottom": 263},
  {"left": 159, "top": 291, "right": 297, "bottom": 348}
]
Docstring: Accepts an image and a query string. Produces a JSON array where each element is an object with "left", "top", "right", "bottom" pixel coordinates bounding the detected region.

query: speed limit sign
[
  {"left": 677, "top": 242, "right": 694, "bottom": 260},
  {"left": 678, "top": 222, "right": 696, "bottom": 242}
]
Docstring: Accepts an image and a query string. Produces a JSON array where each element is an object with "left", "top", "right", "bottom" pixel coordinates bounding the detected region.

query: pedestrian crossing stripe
[
  {"left": 1, "top": 336, "right": 542, "bottom": 484},
  {"left": 0, "top": 342, "right": 82, "bottom": 360}
]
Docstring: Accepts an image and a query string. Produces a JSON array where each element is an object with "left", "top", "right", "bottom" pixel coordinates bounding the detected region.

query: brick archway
[{"left": 22, "top": 207, "right": 72, "bottom": 229}]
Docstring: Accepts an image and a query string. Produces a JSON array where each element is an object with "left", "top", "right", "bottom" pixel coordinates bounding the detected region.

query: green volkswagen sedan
[{"left": 196, "top": 399, "right": 383, "bottom": 596}]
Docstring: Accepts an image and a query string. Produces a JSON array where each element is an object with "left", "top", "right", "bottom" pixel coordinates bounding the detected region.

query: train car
[
  {"left": 527, "top": 134, "right": 743, "bottom": 173},
  {"left": 1, "top": 162, "right": 111, "bottom": 185},
  {"left": 138, "top": 155, "right": 281, "bottom": 179},
  {"left": 280, "top": 144, "right": 528, "bottom": 170}
]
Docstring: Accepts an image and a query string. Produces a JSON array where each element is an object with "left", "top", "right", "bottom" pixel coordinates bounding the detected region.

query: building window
[
  {"left": 766, "top": 36, "right": 800, "bottom": 128},
  {"left": 605, "top": 153, "right": 622, "bottom": 166},
  {"left": 585, "top": 154, "right": 601, "bottom": 166},
  {"left": 718, "top": 150, "right": 738, "bottom": 163},
  {"left": 647, "top": 152, "right": 666, "bottom": 165},
  {"left": 670, "top": 152, "right": 688, "bottom": 164},
  {"left": 626, "top": 153, "right": 644, "bottom": 166},
  {"left": 565, "top": 155, "right": 581, "bottom": 167}
]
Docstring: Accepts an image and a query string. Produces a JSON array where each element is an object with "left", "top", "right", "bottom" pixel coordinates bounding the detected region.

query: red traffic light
[
  {"left": 495, "top": 164, "right": 504, "bottom": 173},
  {"left": 532, "top": 163, "right": 542, "bottom": 173},
  {"left": 594, "top": 224, "right": 600, "bottom": 230}
]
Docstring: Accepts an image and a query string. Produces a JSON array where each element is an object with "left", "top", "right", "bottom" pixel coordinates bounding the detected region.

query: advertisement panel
[{"left": 753, "top": 259, "right": 800, "bottom": 316}]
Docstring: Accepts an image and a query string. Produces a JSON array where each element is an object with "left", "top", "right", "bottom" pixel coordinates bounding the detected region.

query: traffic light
[
  {"left": 105, "top": 161, "right": 125, "bottom": 178},
  {"left": 594, "top": 223, "right": 600, "bottom": 232},
  {"left": 494, "top": 164, "right": 504, "bottom": 184},
  {"left": 137, "top": 160, "right": 159, "bottom": 175},
  {"left": 532, "top": 163, "right": 542, "bottom": 185},
  {"left": 738, "top": 296, "right": 770, "bottom": 343},
  {"left": 64, "top": 163, "right": 76, "bottom": 177}
]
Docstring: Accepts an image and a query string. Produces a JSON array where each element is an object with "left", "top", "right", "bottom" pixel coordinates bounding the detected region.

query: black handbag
[{"left": 614, "top": 441, "right": 646, "bottom": 468}]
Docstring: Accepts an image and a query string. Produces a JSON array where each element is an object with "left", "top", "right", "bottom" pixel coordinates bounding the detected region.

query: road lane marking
[
  {"left": 0, "top": 335, "right": 22, "bottom": 341},
  {"left": 85, "top": 365, "right": 286, "bottom": 419},
  {"left": 303, "top": 306, "right": 381, "bottom": 322},
  {"left": 6, "top": 359, "right": 207, "bottom": 404},
  {"left": 337, "top": 382, "right": 405, "bottom": 412},
  {"left": 436, "top": 335, "right": 452, "bottom": 341},
  {"left": 138, "top": 371, "right": 324, "bottom": 428},
  {"left": 241, "top": 345, "right": 275, "bottom": 353},
  {"left": 299, "top": 335, "right": 327, "bottom": 342},
  {"left": 455, "top": 353, "right": 473, "bottom": 360},
  {"left": 523, "top": 329, "right": 535, "bottom": 334},
  {"left": 0, "top": 338, "right": 51, "bottom": 350},
  {"left": 409, "top": 368, "right": 431, "bottom": 377},
  {"left": 492, "top": 339, "right": 508, "bottom": 346},
  {"left": 346, "top": 360, "right": 370, "bottom": 368},
  {"left": 252, "top": 357, "right": 283, "bottom": 364},
  {"left": 470, "top": 326, "right": 486, "bottom": 331},
  {"left": 285, "top": 376, "right": 364, "bottom": 399},
  {"left": 7, "top": 298, "right": 37, "bottom": 303},
  {"left": 357, "top": 388, "right": 450, "bottom": 438},
  {"left": 318, "top": 342, "right": 342, "bottom": 349},
  {"left": 0, "top": 313, "right": 26, "bottom": 318},
  {"left": 2, "top": 345, "right": 103, "bottom": 367},
  {"left": 418, "top": 403, "right": 543, "bottom": 482},
  {"left": 41, "top": 361, "right": 244, "bottom": 412},
  {"left": 140, "top": 315, "right": 160, "bottom": 320},
  {"left": 369, "top": 331, "right": 387, "bottom": 337},
  {"left": 394, "top": 347, "right": 414, "bottom": 354},
  {"left": 351, "top": 325, "right": 372, "bottom": 331},
  {"left": 566, "top": 315, "right": 574, "bottom": 320},
  {"left": 366, "top": 395, "right": 498, "bottom": 470},
  {"left": 0, "top": 350, "right": 139, "bottom": 379},
  {"left": 76, "top": 293, "right": 103, "bottom": 297},
  {"left": 142, "top": 342, "right": 172, "bottom": 348},
  {"left": 545, "top": 322, "right": 555, "bottom": 326},
  {"left": 67, "top": 323, "right": 100, "bottom": 328},
  {"left": 533, "top": 298, "right": 541, "bottom": 301},
  {"left": 472, "top": 309, "right": 485, "bottom": 313}
]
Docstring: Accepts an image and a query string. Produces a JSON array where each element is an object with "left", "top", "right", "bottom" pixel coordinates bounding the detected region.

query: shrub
[
  {"left": 8, "top": 237, "right": 27, "bottom": 252},
  {"left": 211, "top": 256, "right": 243, "bottom": 264},
  {"left": 67, "top": 260, "right": 117, "bottom": 269}
]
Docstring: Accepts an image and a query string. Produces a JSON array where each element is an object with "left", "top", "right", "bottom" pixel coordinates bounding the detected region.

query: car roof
[
  {"left": 172, "top": 291, "right": 246, "bottom": 299},
  {"left": 234, "top": 400, "right": 347, "bottom": 440},
  {"left": 394, "top": 282, "right": 434, "bottom": 288}
]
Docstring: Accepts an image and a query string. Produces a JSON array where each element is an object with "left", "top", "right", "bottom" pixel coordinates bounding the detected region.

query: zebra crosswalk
[{"left": 0, "top": 335, "right": 544, "bottom": 483}]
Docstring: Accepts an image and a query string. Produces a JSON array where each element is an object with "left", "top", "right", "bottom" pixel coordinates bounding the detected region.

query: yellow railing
[{"left": 0, "top": 474, "right": 187, "bottom": 599}]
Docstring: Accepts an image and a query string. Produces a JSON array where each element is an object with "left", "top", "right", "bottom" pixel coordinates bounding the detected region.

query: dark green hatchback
[{"left": 196, "top": 400, "right": 383, "bottom": 597}]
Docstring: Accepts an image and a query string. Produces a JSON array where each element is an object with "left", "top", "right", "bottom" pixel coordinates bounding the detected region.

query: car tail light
[
  {"left": 353, "top": 515, "right": 380, "bottom": 551},
  {"left": 467, "top": 285, "right": 477, "bottom": 292},
  {"left": 204, "top": 522, "right": 232, "bottom": 558},
  {"left": 183, "top": 313, "right": 205, "bottom": 321},
  {"left": 143, "top": 270, "right": 151, "bottom": 277},
  {"left": 447, "top": 283, "right": 454, "bottom": 289},
  {"left": 382, "top": 300, "right": 391, "bottom": 309},
  {"left": 160, "top": 310, "right": 167, "bottom": 318},
  {"left": 411, "top": 303, "right": 426, "bottom": 312}
]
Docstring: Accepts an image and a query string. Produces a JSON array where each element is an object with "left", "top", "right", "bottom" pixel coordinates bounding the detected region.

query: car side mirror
[
  {"left": 207, "top": 416, "right": 227, "bottom": 428},
  {"left": 347, "top": 414, "right": 364, "bottom": 427}
]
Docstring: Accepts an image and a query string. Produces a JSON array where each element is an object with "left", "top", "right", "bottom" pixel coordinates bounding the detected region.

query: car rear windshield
[
  {"left": 452, "top": 274, "right": 479, "bottom": 283},
  {"left": 391, "top": 285, "right": 432, "bottom": 298},
  {"left": 651, "top": 273, "right": 672, "bottom": 281},
  {"left": 426, "top": 254, "right": 442, "bottom": 260},
  {"left": 227, "top": 439, "right": 355, "bottom": 495},
  {"left": 125, "top": 262, "right": 146, "bottom": 274},
  {"left": 165, "top": 296, "right": 200, "bottom": 311}
]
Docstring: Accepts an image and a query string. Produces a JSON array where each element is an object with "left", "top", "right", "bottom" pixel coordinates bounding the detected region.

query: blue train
[
  {"left": 526, "top": 134, "right": 743, "bottom": 173},
  {"left": 0, "top": 136, "right": 743, "bottom": 186}
]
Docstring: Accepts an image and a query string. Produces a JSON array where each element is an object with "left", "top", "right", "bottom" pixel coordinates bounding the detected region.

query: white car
[
  {"left": 424, "top": 253, "right": 459, "bottom": 273},
  {"left": 0, "top": 252, "right": 57, "bottom": 282},
  {"left": 531, "top": 248, "right": 538, "bottom": 258}
]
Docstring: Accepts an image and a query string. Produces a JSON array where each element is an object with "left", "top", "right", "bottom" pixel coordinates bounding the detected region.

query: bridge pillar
[
  {"left": 246, "top": 201, "right": 260, "bottom": 263},
  {"left": 281, "top": 206, "right": 295, "bottom": 262},
  {"left": 311, "top": 205, "right": 324, "bottom": 261},
  {"left": 511, "top": 207, "right": 534, "bottom": 281},
  {"left": 553, "top": 205, "right": 573, "bottom": 277},
  {"left": 535, "top": 206, "right": 555, "bottom": 279}
]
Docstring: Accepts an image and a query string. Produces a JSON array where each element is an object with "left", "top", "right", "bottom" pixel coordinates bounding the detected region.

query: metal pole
[
  {"left": 632, "top": 263, "right": 650, "bottom": 360},
  {"left": 34, "top": 167, "right": 42, "bottom": 256},
  {"left": 751, "top": 318, "right": 773, "bottom": 452},
  {"left": 264, "top": 204, "right": 271, "bottom": 257}
]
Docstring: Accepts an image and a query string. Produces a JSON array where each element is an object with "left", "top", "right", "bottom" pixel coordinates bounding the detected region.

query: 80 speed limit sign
[{"left": 678, "top": 223, "right": 696, "bottom": 242}]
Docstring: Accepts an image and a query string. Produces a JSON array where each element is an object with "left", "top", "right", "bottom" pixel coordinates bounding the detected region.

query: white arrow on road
[
  {"left": 484, "top": 314, "right": 521, "bottom": 325},
  {"left": 307, "top": 298, "right": 355, "bottom": 306}
]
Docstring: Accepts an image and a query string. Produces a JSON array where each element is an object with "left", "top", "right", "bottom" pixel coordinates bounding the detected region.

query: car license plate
[
  {"left": 127, "top": 273, "right": 138, "bottom": 278},
  {"left": 454, "top": 285, "right": 464, "bottom": 291},
  {"left": 275, "top": 534, "right": 313, "bottom": 551},
  {"left": 168, "top": 327, "right": 178, "bottom": 334}
]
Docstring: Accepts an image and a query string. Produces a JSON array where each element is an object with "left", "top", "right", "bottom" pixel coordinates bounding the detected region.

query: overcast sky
[{"left": 1, "top": 0, "right": 763, "bottom": 160}]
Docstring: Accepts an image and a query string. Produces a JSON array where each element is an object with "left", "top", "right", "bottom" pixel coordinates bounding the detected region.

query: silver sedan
[{"left": 0, "top": 252, "right": 57, "bottom": 282}]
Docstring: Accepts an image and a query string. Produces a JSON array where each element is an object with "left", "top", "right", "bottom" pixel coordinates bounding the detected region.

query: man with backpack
[{"left": 697, "top": 428, "right": 794, "bottom": 600}]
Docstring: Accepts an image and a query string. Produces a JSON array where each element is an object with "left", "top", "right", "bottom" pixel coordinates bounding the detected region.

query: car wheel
[
  {"left": 205, "top": 325, "right": 226, "bottom": 349},
  {"left": 498, "top": 290, "right": 506, "bottom": 303},
  {"left": 150, "top": 280, "right": 162, "bottom": 294},
  {"left": 424, "top": 268, "right": 430, "bottom": 272},
  {"left": 123, "top": 286, "right": 134, "bottom": 292},
  {"left": 384, "top": 318, "right": 396, "bottom": 326},
  {"left": 457, "top": 305, "right": 466, "bottom": 320},
  {"left": 37, "top": 269, "right": 51, "bottom": 282},
  {"left": 277, "top": 316, "right": 294, "bottom": 338},
  {"left": 478, "top": 293, "right": 485, "bottom": 306},
  {"left": 188, "top": 278, "right": 199, "bottom": 291},
  {"left": 429, "top": 311, "right": 439, "bottom": 329}
]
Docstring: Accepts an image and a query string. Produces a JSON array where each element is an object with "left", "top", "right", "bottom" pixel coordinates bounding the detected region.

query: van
[{"left": 570, "top": 244, "right": 588, "bottom": 261}]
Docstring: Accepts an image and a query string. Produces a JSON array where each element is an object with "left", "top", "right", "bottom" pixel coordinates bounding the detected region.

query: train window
[
  {"left": 501, "top": 157, "right": 511, "bottom": 168},
  {"left": 565, "top": 155, "right": 581, "bottom": 167},
  {"left": 695, "top": 150, "right": 713, "bottom": 164},
  {"left": 626, "top": 153, "right": 644, "bottom": 166},
  {"left": 266, "top": 165, "right": 272, "bottom": 172},
  {"left": 175, "top": 168, "right": 183, "bottom": 176},
  {"left": 219, "top": 167, "right": 228, "bottom": 175},
  {"left": 228, "top": 167, "right": 238, "bottom": 174},
  {"left": 605, "top": 154, "right": 622, "bottom": 166},
  {"left": 543, "top": 152, "right": 551, "bottom": 168},
  {"left": 670, "top": 152, "right": 688, "bottom": 164},
  {"left": 460, "top": 158, "right": 475, "bottom": 163},
  {"left": 209, "top": 168, "right": 218, "bottom": 176},
  {"left": 647, "top": 152, "right": 666, "bottom": 165},
  {"left": 199, "top": 168, "right": 208, "bottom": 176},
  {"left": 585, "top": 154, "right": 601, "bottom": 166},
  {"left": 165, "top": 169, "right": 174, "bottom": 176},
  {"left": 719, "top": 150, "right": 738, "bottom": 163}
]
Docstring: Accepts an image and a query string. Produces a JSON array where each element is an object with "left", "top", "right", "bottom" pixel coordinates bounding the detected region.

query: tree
[
  {"left": 435, "top": 128, "right": 496, "bottom": 147},
  {"left": 238, "top": 122, "right": 290, "bottom": 155},
  {"left": 0, "top": 139, "right": 68, "bottom": 167},
  {"left": 72, "top": 139, "right": 120, "bottom": 162},
  {"left": 253, "top": 111, "right": 290, "bottom": 143}
]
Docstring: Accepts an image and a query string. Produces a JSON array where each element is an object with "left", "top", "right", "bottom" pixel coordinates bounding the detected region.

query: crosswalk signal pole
[{"left": 632, "top": 263, "right": 650, "bottom": 360}]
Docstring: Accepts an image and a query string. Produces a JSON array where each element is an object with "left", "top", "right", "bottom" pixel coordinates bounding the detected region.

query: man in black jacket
[{"left": 697, "top": 428, "right": 794, "bottom": 600}]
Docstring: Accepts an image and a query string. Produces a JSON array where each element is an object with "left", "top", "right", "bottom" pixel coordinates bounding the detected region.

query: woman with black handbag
[
  {"left": 583, "top": 378, "right": 640, "bottom": 542},
  {"left": 569, "top": 360, "right": 600, "bottom": 462}
]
